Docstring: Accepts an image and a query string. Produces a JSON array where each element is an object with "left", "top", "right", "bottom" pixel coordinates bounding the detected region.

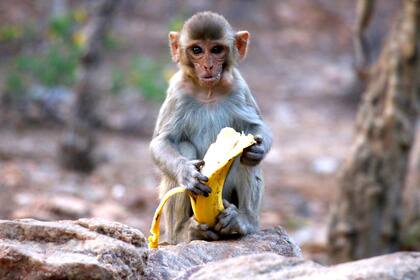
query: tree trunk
[
  {"left": 402, "top": 148, "right": 420, "bottom": 250},
  {"left": 353, "top": 0, "right": 375, "bottom": 81},
  {"left": 328, "top": 0, "right": 419, "bottom": 263},
  {"left": 59, "top": 0, "right": 118, "bottom": 173}
]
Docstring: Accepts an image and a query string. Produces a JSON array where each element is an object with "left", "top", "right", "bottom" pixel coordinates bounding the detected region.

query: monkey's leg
[{"left": 215, "top": 160, "right": 263, "bottom": 236}]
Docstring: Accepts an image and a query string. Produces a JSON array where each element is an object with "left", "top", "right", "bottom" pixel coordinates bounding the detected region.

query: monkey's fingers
[
  {"left": 188, "top": 182, "right": 211, "bottom": 197},
  {"left": 191, "top": 159, "right": 205, "bottom": 169},
  {"left": 220, "top": 225, "right": 240, "bottom": 236},
  {"left": 194, "top": 229, "right": 219, "bottom": 241},
  {"left": 216, "top": 216, "right": 238, "bottom": 235},
  {"left": 254, "top": 135, "right": 263, "bottom": 145},
  {"left": 191, "top": 219, "right": 210, "bottom": 230},
  {"left": 203, "top": 230, "right": 219, "bottom": 241},
  {"left": 196, "top": 182, "right": 211, "bottom": 194},
  {"left": 196, "top": 223, "right": 210, "bottom": 231},
  {"left": 218, "top": 205, "right": 236, "bottom": 219},
  {"left": 222, "top": 199, "right": 232, "bottom": 209},
  {"left": 215, "top": 218, "right": 229, "bottom": 232},
  {"left": 215, "top": 206, "right": 237, "bottom": 232},
  {"left": 191, "top": 220, "right": 219, "bottom": 240},
  {"left": 193, "top": 171, "right": 209, "bottom": 182},
  {"left": 187, "top": 185, "right": 204, "bottom": 196}
]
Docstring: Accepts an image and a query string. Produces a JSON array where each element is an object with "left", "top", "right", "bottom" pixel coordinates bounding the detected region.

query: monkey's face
[
  {"left": 168, "top": 13, "right": 249, "bottom": 89},
  {"left": 186, "top": 41, "right": 227, "bottom": 88}
]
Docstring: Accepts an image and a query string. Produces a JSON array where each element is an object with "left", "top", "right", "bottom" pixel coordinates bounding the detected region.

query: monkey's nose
[{"left": 204, "top": 65, "right": 213, "bottom": 71}]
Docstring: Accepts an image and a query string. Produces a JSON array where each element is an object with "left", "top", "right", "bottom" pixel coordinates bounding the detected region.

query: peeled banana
[{"left": 148, "top": 127, "right": 255, "bottom": 249}]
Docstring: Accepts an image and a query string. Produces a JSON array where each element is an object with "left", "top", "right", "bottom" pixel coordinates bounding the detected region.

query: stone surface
[
  {"left": 13, "top": 194, "right": 91, "bottom": 221},
  {"left": 144, "top": 226, "right": 302, "bottom": 279},
  {"left": 0, "top": 219, "right": 301, "bottom": 279},
  {"left": 0, "top": 218, "right": 148, "bottom": 279},
  {"left": 1, "top": 218, "right": 416, "bottom": 280},
  {"left": 178, "top": 252, "right": 420, "bottom": 280}
]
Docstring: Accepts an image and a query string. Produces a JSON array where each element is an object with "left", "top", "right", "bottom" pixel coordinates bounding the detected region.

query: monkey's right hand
[
  {"left": 178, "top": 159, "right": 211, "bottom": 197},
  {"left": 188, "top": 217, "right": 219, "bottom": 241}
]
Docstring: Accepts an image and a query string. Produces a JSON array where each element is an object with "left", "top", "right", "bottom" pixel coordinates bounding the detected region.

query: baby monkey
[{"left": 150, "top": 11, "right": 272, "bottom": 244}]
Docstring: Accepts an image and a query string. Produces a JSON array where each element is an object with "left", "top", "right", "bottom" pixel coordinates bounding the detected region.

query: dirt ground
[{"left": 0, "top": 0, "right": 402, "bottom": 264}]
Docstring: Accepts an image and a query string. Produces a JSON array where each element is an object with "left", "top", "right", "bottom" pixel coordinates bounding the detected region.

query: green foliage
[
  {"left": 48, "top": 14, "right": 74, "bottom": 41},
  {"left": 401, "top": 222, "right": 420, "bottom": 250},
  {"left": 5, "top": 41, "right": 79, "bottom": 97},
  {"left": 4, "top": 72, "right": 25, "bottom": 99},
  {"left": 104, "top": 32, "right": 119, "bottom": 50},
  {"left": 168, "top": 15, "right": 186, "bottom": 31},
  {"left": 0, "top": 23, "right": 36, "bottom": 44},
  {"left": 109, "top": 56, "right": 167, "bottom": 102},
  {"left": 3, "top": 13, "right": 82, "bottom": 99},
  {"left": 3, "top": 9, "right": 165, "bottom": 104},
  {"left": 284, "top": 216, "right": 306, "bottom": 230},
  {"left": 0, "top": 25, "right": 23, "bottom": 42},
  {"left": 128, "top": 56, "right": 166, "bottom": 102},
  {"left": 16, "top": 47, "right": 79, "bottom": 87},
  {"left": 110, "top": 68, "right": 125, "bottom": 94}
]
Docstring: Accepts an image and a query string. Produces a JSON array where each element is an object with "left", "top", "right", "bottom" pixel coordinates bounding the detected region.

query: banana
[
  {"left": 148, "top": 186, "right": 188, "bottom": 249},
  {"left": 148, "top": 127, "right": 255, "bottom": 249}
]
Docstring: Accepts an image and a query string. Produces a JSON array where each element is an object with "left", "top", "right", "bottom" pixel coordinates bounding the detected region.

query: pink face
[{"left": 186, "top": 41, "right": 228, "bottom": 87}]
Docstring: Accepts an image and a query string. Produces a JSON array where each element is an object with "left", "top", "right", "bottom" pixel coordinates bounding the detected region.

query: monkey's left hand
[
  {"left": 214, "top": 200, "right": 247, "bottom": 236},
  {"left": 240, "top": 135, "right": 265, "bottom": 166}
]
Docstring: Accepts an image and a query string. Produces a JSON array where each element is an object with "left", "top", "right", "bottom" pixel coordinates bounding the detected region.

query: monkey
[{"left": 150, "top": 11, "right": 272, "bottom": 244}]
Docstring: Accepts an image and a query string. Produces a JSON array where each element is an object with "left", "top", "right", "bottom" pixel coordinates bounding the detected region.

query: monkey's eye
[
  {"left": 191, "top": 46, "right": 203, "bottom": 55},
  {"left": 211, "top": 45, "right": 224, "bottom": 54}
]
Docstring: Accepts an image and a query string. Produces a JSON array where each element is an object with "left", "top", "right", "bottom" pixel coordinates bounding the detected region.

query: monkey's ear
[
  {"left": 235, "top": 31, "right": 249, "bottom": 60},
  {"left": 168, "top": 31, "right": 180, "bottom": 63}
]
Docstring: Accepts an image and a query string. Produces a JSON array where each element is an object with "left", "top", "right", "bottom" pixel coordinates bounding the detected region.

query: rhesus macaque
[{"left": 150, "top": 11, "right": 272, "bottom": 244}]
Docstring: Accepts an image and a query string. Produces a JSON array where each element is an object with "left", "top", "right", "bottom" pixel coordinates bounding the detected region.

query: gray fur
[
  {"left": 182, "top": 11, "right": 232, "bottom": 41},
  {"left": 150, "top": 57, "right": 271, "bottom": 244},
  {"left": 150, "top": 69, "right": 272, "bottom": 244}
]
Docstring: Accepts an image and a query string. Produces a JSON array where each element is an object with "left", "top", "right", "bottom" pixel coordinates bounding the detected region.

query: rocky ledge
[
  {"left": 0, "top": 218, "right": 418, "bottom": 280},
  {"left": 0, "top": 218, "right": 300, "bottom": 279},
  {"left": 177, "top": 252, "right": 420, "bottom": 280}
]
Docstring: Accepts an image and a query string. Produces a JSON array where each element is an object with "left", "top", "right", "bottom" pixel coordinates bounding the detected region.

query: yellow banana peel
[
  {"left": 147, "top": 186, "right": 188, "bottom": 249},
  {"left": 148, "top": 127, "right": 255, "bottom": 249}
]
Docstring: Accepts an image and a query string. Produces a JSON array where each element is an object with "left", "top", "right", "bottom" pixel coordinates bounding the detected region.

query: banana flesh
[{"left": 191, "top": 128, "right": 256, "bottom": 226}]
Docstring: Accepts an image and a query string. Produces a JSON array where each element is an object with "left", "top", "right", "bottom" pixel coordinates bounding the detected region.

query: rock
[
  {"left": 176, "top": 253, "right": 321, "bottom": 280},
  {"left": 0, "top": 220, "right": 301, "bottom": 279},
  {"left": 305, "top": 252, "right": 420, "bottom": 280},
  {"left": 0, "top": 218, "right": 148, "bottom": 279},
  {"left": 0, "top": 219, "right": 417, "bottom": 280},
  {"left": 178, "top": 252, "right": 420, "bottom": 280},
  {"left": 91, "top": 200, "right": 129, "bottom": 221},
  {"left": 144, "top": 226, "right": 302, "bottom": 279},
  {"left": 12, "top": 194, "right": 91, "bottom": 220}
]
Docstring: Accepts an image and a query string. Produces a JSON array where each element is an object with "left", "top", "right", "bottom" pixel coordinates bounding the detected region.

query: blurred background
[{"left": 1, "top": 0, "right": 418, "bottom": 264}]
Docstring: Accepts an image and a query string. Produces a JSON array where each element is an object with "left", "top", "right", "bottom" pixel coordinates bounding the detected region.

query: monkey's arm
[
  {"left": 151, "top": 135, "right": 211, "bottom": 196},
  {"left": 150, "top": 135, "right": 182, "bottom": 180},
  {"left": 150, "top": 96, "right": 210, "bottom": 196},
  {"left": 150, "top": 95, "right": 184, "bottom": 180},
  {"left": 240, "top": 89, "right": 272, "bottom": 165}
]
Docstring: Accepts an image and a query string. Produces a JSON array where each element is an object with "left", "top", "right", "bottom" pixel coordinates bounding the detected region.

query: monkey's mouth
[{"left": 200, "top": 74, "right": 221, "bottom": 85}]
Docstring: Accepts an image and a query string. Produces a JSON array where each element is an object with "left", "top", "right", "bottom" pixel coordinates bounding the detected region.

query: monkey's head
[{"left": 169, "top": 11, "right": 249, "bottom": 88}]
